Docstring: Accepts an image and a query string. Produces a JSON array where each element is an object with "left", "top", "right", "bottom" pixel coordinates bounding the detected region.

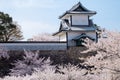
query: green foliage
[{"left": 0, "top": 12, "right": 23, "bottom": 41}]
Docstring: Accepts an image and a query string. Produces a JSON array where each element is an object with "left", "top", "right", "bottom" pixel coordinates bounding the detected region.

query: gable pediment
[
  {"left": 59, "top": 20, "right": 70, "bottom": 31},
  {"left": 73, "top": 33, "right": 95, "bottom": 41},
  {"left": 73, "top": 5, "right": 88, "bottom": 12},
  {"left": 69, "top": 2, "right": 91, "bottom": 12}
]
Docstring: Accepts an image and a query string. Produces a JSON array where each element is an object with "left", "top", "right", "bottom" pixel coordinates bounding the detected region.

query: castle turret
[{"left": 53, "top": 2, "right": 98, "bottom": 47}]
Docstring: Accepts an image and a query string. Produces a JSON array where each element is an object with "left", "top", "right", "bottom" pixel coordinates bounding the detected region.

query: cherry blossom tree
[
  {"left": 28, "top": 33, "right": 59, "bottom": 41},
  {"left": 10, "top": 50, "right": 53, "bottom": 76},
  {"left": 82, "top": 30, "right": 120, "bottom": 80},
  {"left": 0, "top": 64, "right": 96, "bottom": 80}
]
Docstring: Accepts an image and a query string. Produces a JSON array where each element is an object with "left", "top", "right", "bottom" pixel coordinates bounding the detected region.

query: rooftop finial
[{"left": 78, "top": 1, "right": 82, "bottom": 5}]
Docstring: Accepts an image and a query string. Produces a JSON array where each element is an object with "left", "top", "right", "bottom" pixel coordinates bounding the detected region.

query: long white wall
[{"left": 0, "top": 42, "right": 67, "bottom": 50}]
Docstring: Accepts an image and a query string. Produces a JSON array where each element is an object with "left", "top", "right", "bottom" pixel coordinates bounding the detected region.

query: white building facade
[{"left": 53, "top": 2, "right": 99, "bottom": 47}]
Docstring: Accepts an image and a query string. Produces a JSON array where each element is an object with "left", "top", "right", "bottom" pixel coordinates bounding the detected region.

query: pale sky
[{"left": 0, "top": 0, "right": 120, "bottom": 40}]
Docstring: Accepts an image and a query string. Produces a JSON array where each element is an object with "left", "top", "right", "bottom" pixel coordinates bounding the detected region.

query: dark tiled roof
[
  {"left": 69, "top": 2, "right": 91, "bottom": 12},
  {"left": 59, "top": 2, "right": 96, "bottom": 19}
]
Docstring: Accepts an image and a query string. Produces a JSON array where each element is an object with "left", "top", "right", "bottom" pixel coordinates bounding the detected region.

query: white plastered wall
[
  {"left": 59, "top": 33, "right": 66, "bottom": 41},
  {"left": 72, "top": 14, "right": 88, "bottom": 25}
]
